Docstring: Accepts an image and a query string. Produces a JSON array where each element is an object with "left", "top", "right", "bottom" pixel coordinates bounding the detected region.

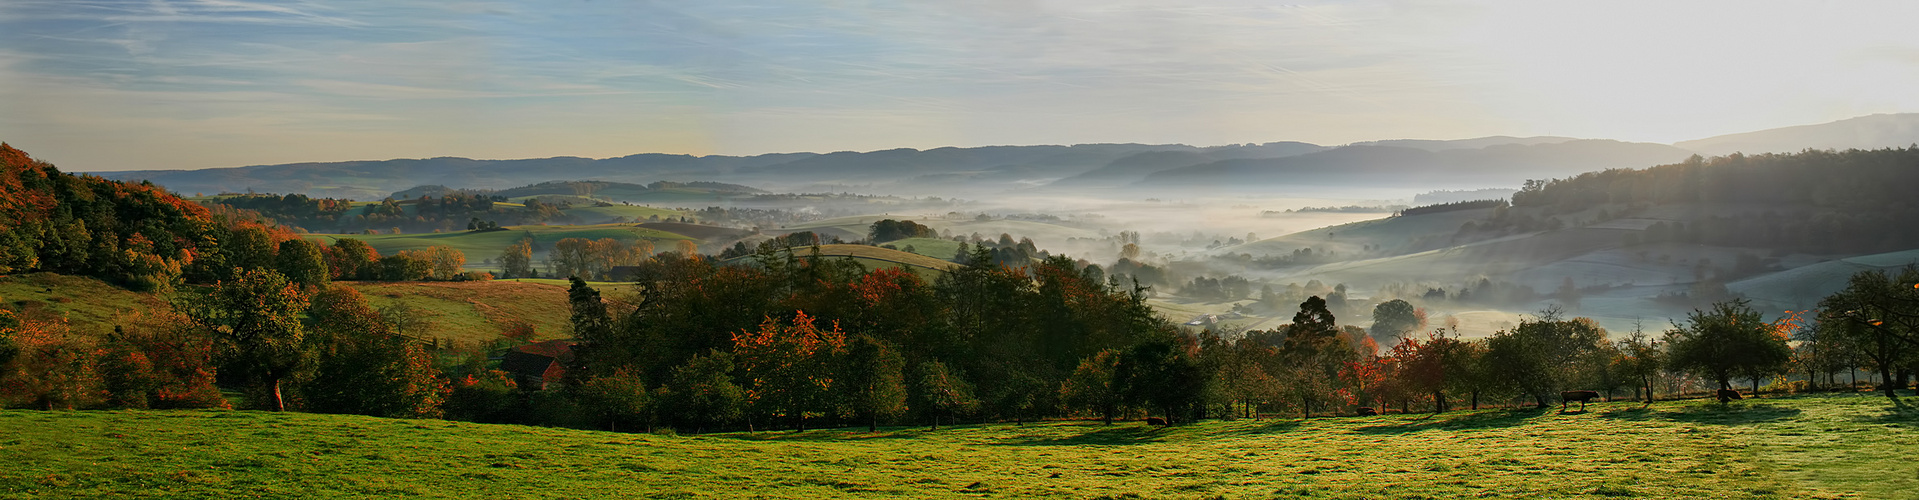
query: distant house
[{"left": 499, "top": 340, "right": 576, "bottom": 391}]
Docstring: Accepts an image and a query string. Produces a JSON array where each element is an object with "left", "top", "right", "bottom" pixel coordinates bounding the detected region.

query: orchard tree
[
  {"left": 1818, "top": 268, "right": 1919, "bottom": 399},
  {"left": 1116, "top": 334, "right": 1203, "bottom": 423},
  {"left": 1665, "top": 299, "right": 1792, "bottom": 398},
  {"left": 1484, "top": 307, "right": 1608, "bottom": 407}
]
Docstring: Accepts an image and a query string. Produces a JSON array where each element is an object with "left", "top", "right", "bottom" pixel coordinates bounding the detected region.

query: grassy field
[
  {"left": 882, "top": 237, "right": 962, "bottom": 260},
  {"left": 0, "top": 274, "right": 633, "bottom": 345},
  {"left": 0, "top": 394, "right": 1911, "bottom": 499},
  {"left": 726, "top": 244, "right": 958, "bottom": 281},
  {"left": 305, "top": 224, "right": 694, "bottom": 266},
  {"left": 0, "top": 273, "right": 167, "bottom": 330},
  {"left": 340, "top": 280, "right": 641, "bottom": 345}
]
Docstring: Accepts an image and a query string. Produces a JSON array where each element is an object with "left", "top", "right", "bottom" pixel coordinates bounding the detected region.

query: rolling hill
[
  {"left": 304, "top": 224, "right": 694, "bottom": 268},
  {"left": 722, "top": 244, "right": 958, "bottom": 281},
  {"left": 1676, "top": 113, "right": 1919, "bottom": 156},
  {"left": 1138, "top": 140, "right": 1695, "bottom": 191}
]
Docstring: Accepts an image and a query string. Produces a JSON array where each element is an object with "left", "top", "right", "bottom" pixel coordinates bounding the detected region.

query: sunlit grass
[{"left": 3, "top": 394, "right": 1910, "bottom": 499}]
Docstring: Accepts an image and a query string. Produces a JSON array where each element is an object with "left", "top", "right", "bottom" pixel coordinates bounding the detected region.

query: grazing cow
[
  {"left": 1560, "top": 390, "right": 1600, "bottom": 410},
  {"left": 1144, "top": 417, "right": 1169, "bottom": 427},
  {"left": 1356, "top": 407, "right": 1379, "bottom": 416},
  {"left": 1716, "top": 389, "right": 1743, "bottom": 403}
]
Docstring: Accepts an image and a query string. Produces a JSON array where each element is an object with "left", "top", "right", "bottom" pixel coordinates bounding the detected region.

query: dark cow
[
  {"left": 1356, "top": 407, "right": 1379, "bottom": 416},
  {"left": 1716, "top": 389, "right": 1743, "bottom": 403},
  {"left": 1560, "top": 390, "right": 1600, "bottom": 410},
  {"left": 1144, "top": 417, "right": 1170, "bottom": 427}
]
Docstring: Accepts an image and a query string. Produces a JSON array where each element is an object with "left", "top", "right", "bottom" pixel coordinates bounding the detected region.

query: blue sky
[{"left": 4, "top": 0, "right": 1918, "bottom": 171}]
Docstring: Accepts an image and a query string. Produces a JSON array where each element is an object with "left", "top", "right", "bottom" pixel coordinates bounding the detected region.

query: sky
[{"left": 3, "top": 0, "right": 1918, "bottom": 172}]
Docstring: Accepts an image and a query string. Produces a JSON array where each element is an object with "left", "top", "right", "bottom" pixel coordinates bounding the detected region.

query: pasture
[
  {"left": 303, "top": 224, "right": 694, "bottom": 267},
  {"left": 1, "top": 394, "right": 1911, "bottom": 499}
]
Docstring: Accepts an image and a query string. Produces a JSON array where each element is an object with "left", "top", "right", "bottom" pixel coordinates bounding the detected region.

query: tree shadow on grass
[
  {"left": 1207, "top": 419, "right": 1303, "bottom": 438},
  {"left": 988, "top": 425, "right": 1171, "bottom": 446},
  {"left": 1855, "top": 397, "right": 1919, "bottom": 429},
  {"left": 1598, "top": 402, "right": 1801, "bottom": 425},
  {"left": 1351, "top": 409, "right": 1544, "bottom": 434}
]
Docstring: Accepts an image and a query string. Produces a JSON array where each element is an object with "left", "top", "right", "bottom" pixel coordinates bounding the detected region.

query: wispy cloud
[{"left": 2, "top": 0, "right": 1917, "bottom": 171}]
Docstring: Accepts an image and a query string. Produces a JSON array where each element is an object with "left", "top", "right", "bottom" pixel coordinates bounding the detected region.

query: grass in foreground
[{"left": 2, "top": 394, "right": 1913, "bottom": 499}]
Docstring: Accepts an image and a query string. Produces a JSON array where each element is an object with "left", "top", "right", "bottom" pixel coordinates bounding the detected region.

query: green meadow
[
  {"left": 304, "top": 224, "right": 694, "bottom": 265},
  {"left": 2, "top": 394, "right": 1912, "bottom": 499}
]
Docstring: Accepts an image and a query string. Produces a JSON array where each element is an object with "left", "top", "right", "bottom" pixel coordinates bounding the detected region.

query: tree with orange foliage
[
  {"left": 731, "top": 311, "right": 846, "bottom": 431},
  {"left": 0, "top": 310, "right": 102, "bottom": 409},
  {"left": 98, "top": 310, "right": 226, "bottom": 410},
  {"left": 1389, "top": 330, "right": 1468, "bottom": 413}
]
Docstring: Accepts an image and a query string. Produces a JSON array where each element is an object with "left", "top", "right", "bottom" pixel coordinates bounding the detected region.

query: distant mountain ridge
[
  {"left": 1135, "top": 140, "right": 1695, "bottom": 190},
  {"left": 90, "top": 113, "right": 1919, "bottom": 199}
]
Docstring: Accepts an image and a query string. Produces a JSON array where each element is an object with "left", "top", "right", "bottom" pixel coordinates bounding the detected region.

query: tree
[
  {"left": 1392, "top": 329, "right": 1466, "bottom": 413},
  {"left": 731, "top": 312, "right": 846, "bottom": 431},
  {"left": 425, "top": 245, "right": 466, "bottom": 280},
  {"left": 1116, "top": 334, "right": 1204, "bottom": 423},
  {"left": 660, "top": 351, "right": 746, "bottom": 434},
  {"left": 275, "top": 238, "right": 330, "bottom": 288},
  {"left": 568, "top": 277, "right": 614, "bottom": 341},
  {"left": 1370, "top": 299, "right": 1421, "bottom": 342},
  {"left": 842, "top": 335, "right": 908, "bottom": 431},
  {"left": 500, "top": 237, "right": 533, "bottom": 279},
  {"left": 1061, "top": 349, "right": 1122, "bottom": 424},
  {"left": 575, "top": 367, "right": 652, "bottom": 432},
  {"left": 1614, "top": 326, "right": 1665, "bottom": 403},
  {"left": 325, "top": 238, "right": 379, "bottom": 280},
  {"left": 1818, "top": 268, "right": 1918, "bottom": 399},
  {"left": 1484, "top": 307, "right": 1608, "bottom": 407},
  {"left": 914, "top": 360, "right": 978, "bottom": 429},
  {"left": 301, "top": 286, "right": 443, "bottom": 418},
  {"left": 176, "top": 268, "right": 309, "bottom": 411},
  {"left": 1665, "top": 299, "right": 1792, "bottom": 400}
]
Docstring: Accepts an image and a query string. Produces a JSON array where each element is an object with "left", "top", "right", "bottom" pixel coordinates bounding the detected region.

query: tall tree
[
  {"left": 1061, "top": 349, "right": 1122, "bottom": 424},
  {"left": 913, "top": 360, "right": 978, "bottom": 430},
  {"left": 325, "top": 238, "right": 379, "bottom": 280},
  {"left": 302, "top": 286, "right": 443, "bottom": 418},
  {"left": 1666, "top": 299, "right": 1792, "bottom": 399},
  {"left": 499, "top": 237, "right": 533, "bottom": 279},
  {"left": 1818, "top": 268, "right": 1919, "bottom": 399},
  {"left": 176, "top": 268, "right": 309, "bottom": 411},
  {"left": 1370, "top": 299, "right": 1421, "bottom": 342},
  {"left": 275, "top": 238, "right": 330, "bottom": 289},
  {"left": 660, "top": 351, "right": 746, "bottom": 434},
  {"left": 842, "top": 335, "right": 908, "bottom": 431}
]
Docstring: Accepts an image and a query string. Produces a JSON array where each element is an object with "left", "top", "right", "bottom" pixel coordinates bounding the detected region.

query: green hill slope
[
  {"left": 2, "top": 394, "right": 1910, "bottom": 498},
  {"left": 725, "top": 244, "right": 957, "bottom": 281},
  {"left": 305, "top": 224, "right": 694, "bottom": 266}
]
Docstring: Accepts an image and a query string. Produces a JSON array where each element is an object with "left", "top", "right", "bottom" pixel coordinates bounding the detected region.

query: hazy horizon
[{"left": 5, "top": 1, "right": 1919, "bottom": 172}]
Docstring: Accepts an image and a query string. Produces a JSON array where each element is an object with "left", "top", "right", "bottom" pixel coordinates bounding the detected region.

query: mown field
[{"left": 1, "top": 394, "right": 1912, "bottom": 499}]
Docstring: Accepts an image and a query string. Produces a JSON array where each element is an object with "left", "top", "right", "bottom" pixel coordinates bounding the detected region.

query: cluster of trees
[
  {"left": 867, "top": 219, "right": 937, "bottom": 243},
  {"left": 717, "top": 232, "right": 836, "bottom": 260},
  {"left": 1483, "top": 148, "right": 1919, "bottom": 253},
  {"left": 0, "top": 270, "right": 441, "bottom": 416},
  {"left": 323, "top": 239, "right": 473, "bottom": 282},
  {"left": 544, "top": 244, "right": 1165, "bottom": 431},
  {"left": 544, "top": 238, "right": 658, "bottom": 281},
  {"left": 1398, "top": 199, "right": 1507, "bottom": 217},
  {"left": 1181, "top": 275, "right": 1254, "bottom": 302}
]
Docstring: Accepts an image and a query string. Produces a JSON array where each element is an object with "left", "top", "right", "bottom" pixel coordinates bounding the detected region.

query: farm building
[{"left": 499, "top": 340, "right": 577, "bottom": 391}]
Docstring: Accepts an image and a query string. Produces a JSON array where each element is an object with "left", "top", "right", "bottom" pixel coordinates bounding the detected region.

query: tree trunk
[
  {"left": 1882, "top": 366, "right": 1898, "bottom": 399},
  {"left": 271, "top": 378, "right": 286, "bottom": 412},
  {"left": 869, "top": 414, "right": 877, "bottom": 433},
  {"left": 932, "top": 413, "right": 940, "bottom": 430},
  {"left": 1470, "top": 390, "right": 1480, "bottom": 410},
  {"left": 1751, "top": 377, "right": 1760, "bottom": 397}
]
